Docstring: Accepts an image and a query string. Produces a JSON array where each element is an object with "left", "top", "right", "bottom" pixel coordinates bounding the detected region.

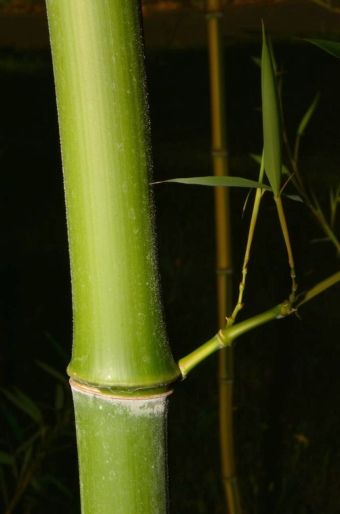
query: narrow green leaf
[
  {"left": 41, "top": 474, "right": 74, "bottom": 498},
  {"left": 0, "top": 451, "right": 15, "bottom": 466},
  {"left": 252, "top": 35, "right": 277, "bottom": 72},
  {"left": 250, "top": 153, "right": 262, "bottom": 165},
  {"left": 55, "top": 383, "right": 64, "bottom": 410},
  {"left": 36, "top": 360, "right": 68, "bottom": 384},
  {"left": 251, "top": 56, "right": 261, "bottom": 68},
  {"left": 153, "top": 176, "right": 271, "bottom": 190},
  {"left": 282, "top": 164, "right": 291, "bottom": 176},
  {"left": 2, "top": 388, "right": 43, "bottom": 424},
  {"left": 44, "top": 331, "right": 69, "bottom": 363},
  {"left": 12, "top": 387, "right": 43, "bottom": 424},
  {"left": 18, "top": 445, "right": 33, "bottom": 482},
  {"left": 251, "top": 154, "right": 291, "bottom": 178},
  {"left": 16, "top": 431, "right": 41, "bottom": 456},
  {"left": 297, "top": 93, "right": 320, "bottom": 137},
  {"left": 250, "top": 152, "right": 281, "bottom": 174},
  {"left": 304, "top": 39, "right": 340, "bottom": 58},
  {"left": 311, "top": 237, "right": 331, "bottom": 244},
  {"left": 30, "top": 478, "right": 44, "bottom": 493},
  {"left": 267, "top": 36, "right": 277, "bottom": 74},
  {"left": 3, "top": 406, "right": 24, "bottom": 442},
  {"left": 250, "top": 154, "right": 301, "bottom": 201},
  {"left": 284, "top": 194, "right": 303, "bottom": 203},
  {"left": 261, "top": 22, "right": 282, "bottom": 196}
]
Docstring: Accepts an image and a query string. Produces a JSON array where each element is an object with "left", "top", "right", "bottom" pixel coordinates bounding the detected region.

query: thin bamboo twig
[
  {"left": 274, "top": 195, "right": 297, "bottom": 305},
  {"left": 280, "top": 79, "right": 340, "bottom": 253},
  {"left": 229, "top": 155, "right": 265, "bottom": 325},
  {"left": 295, "top": 270, "right": 340, "bottom": 307},
  {"left": 310, "top": 191, "right": 340, "bottom": 253},
  {"left": 284, "top": 129, "right": 340, "bottom": 253}
]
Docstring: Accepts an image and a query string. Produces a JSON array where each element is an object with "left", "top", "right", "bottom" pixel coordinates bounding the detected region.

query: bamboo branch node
[
  {"left": 277, "top": 300, "right": 298, "bottom": 318},
  {"left": 216, "top": 329, "right": 228, "bottom": 347}
]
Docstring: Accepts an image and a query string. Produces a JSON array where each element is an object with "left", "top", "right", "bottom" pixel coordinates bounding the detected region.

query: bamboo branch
[
  {"left": 229, "top": 154, "right": 265, "bottom": 325},
  {"left": 179, "top": 271, "right": 340, "bottom": 376},
  {"left": 275, "top": 195, "right": 298, "bottom": 304}
]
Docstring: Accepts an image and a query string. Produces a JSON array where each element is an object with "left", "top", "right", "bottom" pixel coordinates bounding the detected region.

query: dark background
[{"left": 1, "top": 7, "right": 340, "bottom": 514}]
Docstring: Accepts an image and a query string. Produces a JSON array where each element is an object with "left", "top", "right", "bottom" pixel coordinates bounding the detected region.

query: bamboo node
[
  {"left": 205, "top": 11, "right": 223, "bottom": 20},
  {"left": 219, "top": 377, "right": 233, "bottom": 384},
  {"left": 69, "top": 378, "right": 174, "bottom": 400},
  {"left": 222, "top": 474, "right": 238, "bottom": 485},
  {"left": 211, "top": 148, "right": 228, "bottom": 156},
  {"left": 216, "top": 267, "right": 233, "bottom": 275}
]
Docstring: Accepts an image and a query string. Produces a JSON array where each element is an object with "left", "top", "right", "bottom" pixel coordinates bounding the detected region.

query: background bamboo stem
[{"left": 206, "top": 1, "right": 242, "bottom": 511}]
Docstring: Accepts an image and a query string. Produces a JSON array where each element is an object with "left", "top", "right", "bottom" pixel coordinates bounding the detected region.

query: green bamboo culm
[{"left": 46, "top": 0, "right": 181, "bottom": 512}]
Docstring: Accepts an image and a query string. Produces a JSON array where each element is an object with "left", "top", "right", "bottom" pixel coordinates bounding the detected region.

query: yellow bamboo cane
[{"left": 206, "top": 1, "right": 242, "bottom": 512}]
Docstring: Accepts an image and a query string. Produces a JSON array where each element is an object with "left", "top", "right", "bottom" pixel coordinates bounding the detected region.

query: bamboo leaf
[
  {"left": 252, "top": 34, "right": 277, "bottom": 73},
  {"left": 267, "top": 36, "right": 277, "bottom": 74},
  {"left": 249, "top": 156, "right": 302, "bottom": 201},
  {"left": 2, "top": 387, "right": 43, "bottom": 425},
  {"left": 55, "top": 383, "right": 64, "bottom": 411},
  {"left": 284, "top": 194, "right": 303, "bottom": 203},
  {"left": 250, "top": 158, "right": 302, "bottom": 202},
  {"left": 261, "top": 22, "right": 282, "bottom": 196},
  {"left": 250, "top": 154, "right": 292, "bottom": 179},
  {"left": 282, "top": 164, "right": 291, "bottom": 176},
  {"left": 44, "top": 331, "right": 69, "bottom": 363},
  {"left": 18, "top": 445, "right": 33, "bottom": 483},
  {"left": 3, "top": 406, "right": 24, "bottom": 442},
  {"left": 311, "top": 237, "right": 331, "bottom": 244},
  {"left": 12, "top": 387, "right": 44, "bottom": 424},
  {"left": 251, "top": 56, "right": 261, "bottom": 68},
  {"left": 36, "top": 360, "right": 68, "bottom": 385},
  {"left": 304, "top": 39, "right": 340, "bottom": 58},
  {"left": 250, "top": 153, "right": 262, "bottom": 165},
  {"left": 153, "top": 176, "right": 271, "bottom": 190},
  {"left": 0, "top": 451, "right": 15, "bottom": 466},
  {"left": 297, "top": 93, "right": 320, "bottom": 136},
  {"left": 16, "top": 431, "right": 41, "bottom": 457},
  {"left": 30, "top": 478, "right": 44, "bottom": 493},
  {"left": 41, "top": 474, "right": 74, "bottom": 498}
]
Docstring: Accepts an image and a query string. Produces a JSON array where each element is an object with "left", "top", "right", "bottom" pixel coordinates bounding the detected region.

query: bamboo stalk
[
  {"left": 46, "top": 1, "right": 180, "bottom": 511},
  {"left": 206, "top": 1, "right": 242, "bottom": 511},
  {"left": 71, "top": 382, "right": 170, "bottom": 513}
]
